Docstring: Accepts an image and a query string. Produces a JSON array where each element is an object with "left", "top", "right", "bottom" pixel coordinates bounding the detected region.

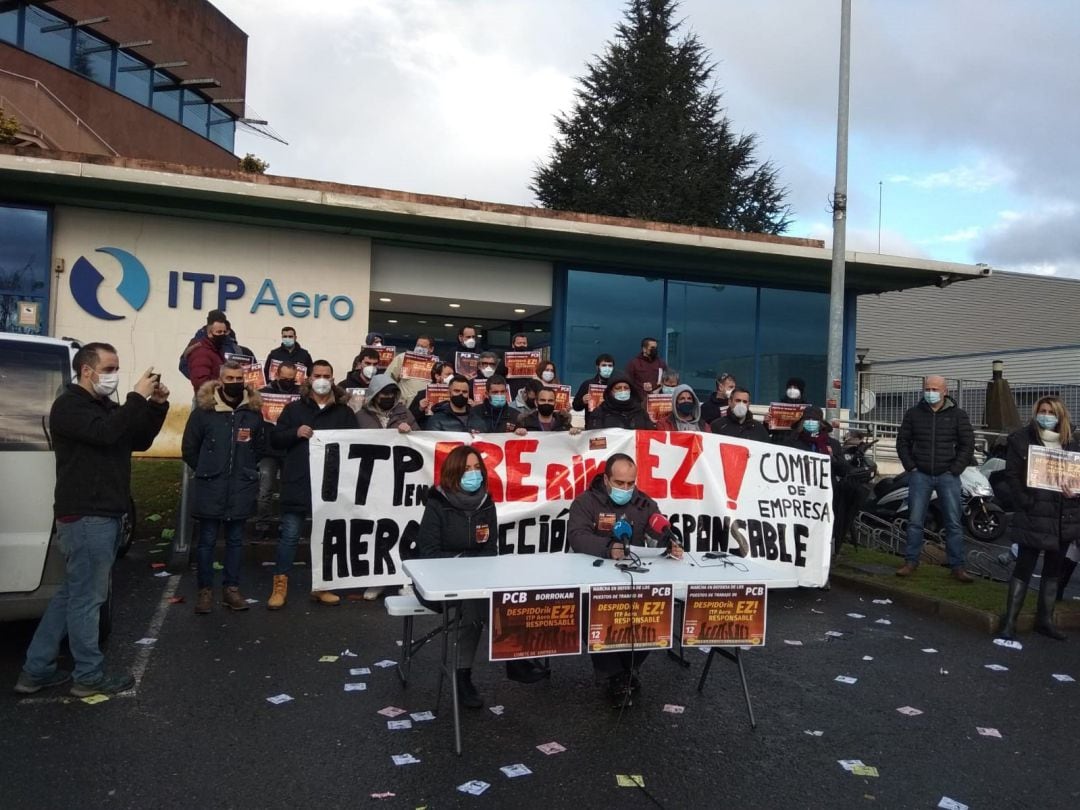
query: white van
[{"left": 0, "top": 333, "right": 132, "bottom": 634}]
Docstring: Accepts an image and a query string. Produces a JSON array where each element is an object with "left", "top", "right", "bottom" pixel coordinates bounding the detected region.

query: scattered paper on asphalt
[
  {"left": 872, "top": 599, "right": 892, "bottom": 605},
  {"left": 349, "top": 667, "right": 371, "bottom": 676},
  {"left": 387, "top": 719, "right": 413, "bottom": 730},
  {"left": 266, "top": 694, "right": 293, "bottom": 705},
  {"left": 851, "top": 765, "right": 879, "bottom": 777},
  {"left": 153, "top": 571, "right": 170, "bottom": 578},
  {"left": 391, "top": 754, "right": 420, "bottom": 766},
  {"left": 261, "top": 561, "right": 275, "bottom": 567},
  {"left": 896, "top": 706, "right": 923, "bottom": 716},
  {"left": 244, "top": 598, "right": 259, "bottom": 604},
  {"left": 81, "top": 694, "right": 109, "bottom": 705},
  {"left": 976, "top": 727, "right": 1002, "bottom": 738},
  {"left": 148, "top": 549, "right": 162, "bottom": 555},
  {"left": 698, "top": 646, "right": 712, "bottom": 654},
  {"left": 847, "top": 613, "right": 865, "bottom": 619},
  {"left": 340, "top": 649, "right": 358, "bottom": 657},
  {"left": 410, "top": 711, "right": 435, "bottom": 722},
  {"left": 992, "top": 638, "right": 1022, "bottom": 650},
  {"left": 457, "top": 780, "right": 490, "bottom": 796},
  {"left": 784, "top": 640, "right": 803, "bottom": 646},
  {"left": 662, "top": 704, "right": 685, "bottom": 714},
  {"left": 940, "top": 668, "right": 949, "bottom": 676},
  {"left": 500, "top": 764, "right": 532, "bottom": 778},
  {"left": 167, "top": 596, "right": 185, "bottom": 604},
  {"left": 616, "top": 775, "right": 645, "bottom": 788},
  {"left": 343, "top": 683, "right": 366, "bottom": 692},
  {"left": 537, "top": 742, "right": 566, "bottom": 755},
  {"left": 921, "top": 648, "right": 938, "bottom": 654},
  {"left": 835, "top": 675, "right": 857, "bottom": 684},
  {"left": 318, "top": 655, "right": 339, "bottom": 663},
  {"left": 862, "top": 656, "right": 874, "bottom": 661},
  {"left": 938, "top": 797, "right": 969, "bottom": 810},
  {"left": 1052, "top": 673, "right": 1075, "bottom": 682},
  {"left": 489, "top": 705, "right": 505, "bottom": 715},
  {"left": 212, "top": 562, "right": 224, "bottom": 571},
  {"left": 811, "top": 608, "right": 825, "bottom": 614},
  {"left": 903, "top": 635, "right": 914, "bottom": 640},
  {"left": 134, "top": 637, "right": 157, "bottom": 646},
  {"left": 378, "top": 706, "right": 407, "bottom": 718},
  {"left": 370, "top": 792, "right": 395, "bottom": 800},
  {"left": 838, "top": 760, "right": 864, "bottom": 772},
  {"left": 875, "top": 619, "right": 892, "bottom": 625},
  {"left": 825, "top": 631, "right": 843, "bottom": 638},
  {"left": 147, "top": 513, "right": 162, "bottom": 522},
  {"left": 160, "top": 528, "right": 175, "bottom": 539},
  {"left": 804, "top": 730, "right": 824, "bottom": 736},
  {"left": 984, "top": 664, "right": 1008, "bottom": 671},
  {"left": 374, "top": 660, "right": 397, "bottom": 668}
]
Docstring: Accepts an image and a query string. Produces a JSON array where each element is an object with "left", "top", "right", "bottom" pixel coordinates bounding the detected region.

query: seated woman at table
[{"left": 415, "top": 445, "right": 547, "bottom": 709}]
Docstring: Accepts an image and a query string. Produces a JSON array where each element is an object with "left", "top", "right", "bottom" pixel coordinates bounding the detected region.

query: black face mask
[
  {"left": 450, "top": 394, "right": 469, "bottom": 409},
  {"left": 537, "top": 403, "right": 556, "bottom": 417},
  {"left": 277, "top": 378, "right": 297, "bottom": 392},
  {"left": 222, "top": 382, "right": 245, "bottom": 400},
  {"left": 211, "top": 334, "right": 226, "bottom": 346},
  {"left": 645, "top": 348, "right": 657, "bottom": 360},
  {"left": 376, "top": 395, "right": 397, "bottom": 410},
  {"left": 676, "top": 401, "right": 695, "bottom": 416}
]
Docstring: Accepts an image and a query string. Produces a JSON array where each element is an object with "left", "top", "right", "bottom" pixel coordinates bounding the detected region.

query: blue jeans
[
  {"left": 196, "top": 518, "right": 245, "bottom": 588},
  {"left": 24, "top": 516, "right": 120, "bottom": 684},
  {"left": 275, "top": 511, "right": 306, "bottom": 576},
  {"left": 905, "top": 470, "right": 965, "bottom": 567}
]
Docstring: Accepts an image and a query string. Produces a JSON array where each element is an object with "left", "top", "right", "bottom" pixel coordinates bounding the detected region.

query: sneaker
[
  {"left": 896, "top": 562, "right": 918, "bottom": 577},
  {"left": 363, "top": 586, "right": 385, "bottom": 601},
  {"left": 399, "top": 583, "right": 414, "bottom": 597},
  {"left": 14, "top": 669, "right": 72, "bottom": 694},
  {"left": 310, "top": 590, "right": 341, "bottom": 606},
  {"left": 951, "top": 567, "right": 975, "bottom": 583},
  {"left": 195, "top": 587, "right": 213, "bottom": 614},
  {"left": 222, "top": 586, "right": 250, "bottom": 611},
  {"left": 70, "top": 672, "right": 135, "bottom": 698}
]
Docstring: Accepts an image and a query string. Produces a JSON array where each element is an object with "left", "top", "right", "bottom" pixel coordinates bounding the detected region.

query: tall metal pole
[
  {"left": 825, "top": 0, "right": 851, "bottom": 420},
  {"left": 877, "top": 180, "right": 883, "bottom": 253}
]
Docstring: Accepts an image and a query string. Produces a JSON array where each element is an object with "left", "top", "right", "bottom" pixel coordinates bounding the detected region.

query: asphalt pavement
[{"left": 3, "top": 537, "right": 1080, "bottom": 810}]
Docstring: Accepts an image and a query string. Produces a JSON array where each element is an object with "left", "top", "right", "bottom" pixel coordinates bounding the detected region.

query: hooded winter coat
[
  {"left": 468, "top": 398, "right": 523, "bottom": 433},
  {"left": 182, "top": 381, "right": 265, "bottom": 519},
  {"left": 655, "top": 384, "right": 710, "bottom": 432},
  {"left": 423, "top": 400, "right": 472, "bottom": 432},
  {"left": 585, "top": 374, "right": 655, "bottom": 430},
  {"left": 1004, "top": 423, "right": 1080, "bottom": 552},
  {"left": 897, "top": 396, "right": 975, "bottom": 476},
  {"left": 271, "top": 383, "right": 358, "bottom": 513},
  {"left": 568, "top": 471, "right": 663, "bottom": 558},
  {"left": 355, "top": 373, "right": 418, "bottom": 430},
  {"left": 187, "top": 335, "right": 226, "bottom": 391}
]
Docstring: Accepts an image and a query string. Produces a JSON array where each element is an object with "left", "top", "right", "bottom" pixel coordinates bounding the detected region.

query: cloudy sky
[{"left": 214, "top": 0, "right": 1080, "bottom": 276}]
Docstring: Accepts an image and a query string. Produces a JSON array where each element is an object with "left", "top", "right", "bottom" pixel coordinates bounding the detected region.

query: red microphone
[{"left": 647, "top": 513, "right": 679, "bottom": 549}]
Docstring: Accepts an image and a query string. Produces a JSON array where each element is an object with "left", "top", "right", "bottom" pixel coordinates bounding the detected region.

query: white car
[{"left": 0, "top": 333, "right": 133, "bottom": 635}]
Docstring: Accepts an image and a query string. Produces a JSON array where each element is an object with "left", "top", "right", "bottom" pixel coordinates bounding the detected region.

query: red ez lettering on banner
[
  {"left": 473, "top": 439, "right": 541, "bottom": 503},
  {"left": 634, "top": 430, "right": 705, "bottom": 501}
]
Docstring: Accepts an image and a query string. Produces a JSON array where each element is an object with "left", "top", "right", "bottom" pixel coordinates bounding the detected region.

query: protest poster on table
[
  {"left": 260, "top": 393, "right": 300, "bottom": 424},
  {"left": 587, "top": 584, "right": 674, "bottom": 652},
  {"left": 1027, "top": 446, "right": 1080, "bottom": 493},
  {"left": 767, "top": 403, "right": 806, "bottom": 431},
  {"left": 489, "top": 587, "right": 582, "bottom": 661},
  {"left": 307, "top": 429, "right": 834, "bottom": 591},
  {"left": 504, "top": 351, "right": 541, "bottom": 379},
  {"left": 269, "top": 359, "right": 307, "bottom": 384},
  {"left": 401, "top": 352, "right": 436, "bottom": 381},
  {"left": 681, "top": 583, "right": 767, "bottom": 647}
]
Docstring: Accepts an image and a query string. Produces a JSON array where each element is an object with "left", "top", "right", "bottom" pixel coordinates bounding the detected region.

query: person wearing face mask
[
  {"left": 340, "top": 348, "right": 381, "bottom": 389},
  {"left": 701, "top": 373, "right": 737, "bottom": 425},
  {"left": 365, "top": 332, "right": 384, "bottom": 348},
  {"left": 659, "top": 369, "right": 680, "bottom": 396},
  {"left": 468, "top": 375, "right": 523, "bottom": 433},
  {"left": 569, "top": 453, "right": 683, "bottom": 707},
  {"left": 586, "top": 374, "right": 655, "bottom": 430},
  {"left": 187, "top": 312, "right": 231, "bottom": 391},
  {"left": 182, "top": 361, "right": 265, "bottom": 615},
  {"left": 998, "top": 397, "right": 1080, "bottom": 640},
  {"left": 784, "top": 406, "right": 855, "bottom": 556},
  {"left": 895, "top": 374, "right": 975, "bottom": 581},
  {"left": 15, "top": 343, "right": 168, "bottom": 698},
  {"left": 269, "top": 360, "right": 359, "bottom": 610},
  {"left": 255, "top": 362, "right": 300, "bottom": 538},
  {"left": 518, "top": 387, "right": 580, "bottom": 433},
  {"left": 456, "top": 326, "right": 479, "bottom": 353},
  {"left": 655, "top": 385, "right": 709, "bottom": 431},
  {"left": 356, "top": 374, "right": 417, "bottom": 432},
  {"left": 498, "top": 334, "right": 531, "bottom": 398},
  {"left": 572, "top": 353, "right": 616, "bottom": 412},
  {"left": 710, "top": 387, "right": 769, "bottom": 442},
  {"left": 424, "top": 374, "right": 475, "bottom": 431},
  {"left": 624, "top": 336, "right": 667, "bottom": 397},
  {"left": 385, "top": 334, "right": 439, "bottom": 407},
  {"left": 514, "top": 378, "right": 545, "bottom": 413},
  {"left": 780, "top": 377, "right": 808, "bottom": 405},
  {"left": 409, "top": 361, "right": 454, "bottom": 424},
  {"left": 263, "top": 326, "right": 313, "bottom": 387},
  {"left": 179, "top": 309, "right": 237, "bottom": 382},
  {"left": 534, "top": 360, "right": 560, "bottom": 386},
  {"left": 477, "top": 351, "right": 500, "bottom": 381}
]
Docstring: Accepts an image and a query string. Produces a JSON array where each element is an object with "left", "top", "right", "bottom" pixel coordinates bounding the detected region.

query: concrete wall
[{"left": 51, "top": 206, "right": 372, "bottom": 455}]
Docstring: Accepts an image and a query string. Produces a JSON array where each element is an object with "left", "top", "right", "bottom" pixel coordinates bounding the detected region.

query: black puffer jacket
[
  {"left": 181, "top": 382, "right": 265, "bottom": 519},
  {"left": 568, "top": 470, "right": 662, "bottom": 557},
  {"left": 1004, "top": 423, "right": 1080, "bottom": 552},
  {"left": 585, "top": 373, "right": 655, "bottom": 430},
  {"left": 415, "top": 487, "right": 498, "bottom": 612},
  {"left": 711, "top": 412, "right": 770, "bottom": 443},
  {"left": 271, "top": 385, "right": 359, "bottom": 513},
  {"left": 897, "top": 396, "right": 975, "bottom": 476}
]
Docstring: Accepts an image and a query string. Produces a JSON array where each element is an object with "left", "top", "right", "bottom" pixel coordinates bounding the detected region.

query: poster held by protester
[
  {"left": 587, "top": 584, "right": 674, "bottom": 652},
  {"left": 472, "top": 379, "right": 487, "bottom": 402},
  {"left": 225, "top": 353, "right": 267, "bottom": 389},
  {"left": 504, "top": 351, "right": 541, "bottom": 378},
  {"left": 455, "top": 352, "right": 480, "bottom": 380},
  {"left": 587, "top": 384, "right": 606, "bottom": 412},
  {"left": 1027, "top": 446, "right": 1080, "bottom": 493},
  {"left": 547, "top": 385, "right": 573, "bottom": 412},
  {"left": 261, "top": 393, "right": 300, "bottom": 424},
  {"left": 489, "top": 588, "right": 582, "bottom": 661},
  {"left": 269, "top": 359, "right": 307, "bottom": 384},
  {"left": 345, "top": 388, "right": 366, "bottom": 413},
  {"left": 424, "top": 383, "right": 449, "bottom": 408},
  {"left": 681, "top": 583, "right": 767, "bottom": 647},
  {"left": 767, "top": 403, "right": 806, "bottom": 431},
  {"left": 647, "top": 393, "right": 672, "bottom": 424},
  {"left": 366, "top": 346, "right": 396, "bottom": 369},
  {"left": 401, "top": 352, "right": 436, "bottom": 381}
]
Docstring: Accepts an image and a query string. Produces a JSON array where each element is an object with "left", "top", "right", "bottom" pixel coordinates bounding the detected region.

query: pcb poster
[
  {"left": 489, "top": 588, "right": 581, "bottom": 661},
  {"left": 587, "top": 584, "right": 674, "bottom": 652},
  {"left": 681, "top": 583, "right": 767, "bottom": 647}
]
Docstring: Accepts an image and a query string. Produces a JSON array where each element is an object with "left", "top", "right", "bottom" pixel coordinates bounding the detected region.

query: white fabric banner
[{"left": 308, "top": 429, "right": 833, "bottom": 590}]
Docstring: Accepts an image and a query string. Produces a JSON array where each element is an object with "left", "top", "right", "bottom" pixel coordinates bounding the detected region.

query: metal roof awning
[{"left": 0, "top": 150, "right": 991, "bottom": 294}]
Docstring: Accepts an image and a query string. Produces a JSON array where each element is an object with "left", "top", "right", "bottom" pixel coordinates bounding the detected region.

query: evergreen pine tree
[{"left": 532, "top": 0, "right": 791, "bottom": 234}]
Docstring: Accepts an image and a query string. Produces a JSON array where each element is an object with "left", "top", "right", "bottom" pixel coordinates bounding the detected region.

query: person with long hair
[
  {"left": 415, "top": 446, "right": 546, "bottom": 709},
  {"left": 999, "top": 396, "right": 1080, "bottom": 640}
]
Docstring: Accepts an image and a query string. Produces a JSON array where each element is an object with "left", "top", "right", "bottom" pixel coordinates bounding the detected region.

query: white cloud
[
  {"left": 805, "top": 222, "right": 929, "bottom": 259},
  {"left": 919, "top": 226, "right": 982, "bottom": 245},
  {"left": 887, "top": 160, "right": 1013, "bottom": 193}
]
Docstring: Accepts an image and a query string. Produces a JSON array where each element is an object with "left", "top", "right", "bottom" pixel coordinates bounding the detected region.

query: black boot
[
  {"left": 1058, "top": 558, "right": 1077, "bottom": 602},
  {"left": 455, "top": 668, "right": 483, "bottom": 709},
  {"left": 1036, "top": 578, "right": 1067, "bottom": 641},
  {"left": 506, "top": 659, "right": 549, "bottom": 684},
  {"left": 999, "top": 577, "right": 1028, "bottom": 640}
]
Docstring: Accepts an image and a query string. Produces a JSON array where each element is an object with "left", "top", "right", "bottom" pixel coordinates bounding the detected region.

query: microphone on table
[
  {"left": 647, "top": 513, "right": 681, "bottom": 552},
  {"left": 609, "top": 518, "right": 632, "bottom": 546}
]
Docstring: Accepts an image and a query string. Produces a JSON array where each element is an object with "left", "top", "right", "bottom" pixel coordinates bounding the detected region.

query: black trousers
[{"left": 590, "top": 650, "right": 651, "bottom": 679}]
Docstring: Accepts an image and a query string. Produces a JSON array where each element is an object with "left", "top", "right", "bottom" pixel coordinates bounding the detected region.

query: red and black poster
[
  {"left": 587, "top": 584, "right": 674, "bottom": 652},
  {"left": 681, "top": 583, "right": 767, "bottom": 647},
  {"left": 489, "top": 587, "right": 582, "bottom": 661}
]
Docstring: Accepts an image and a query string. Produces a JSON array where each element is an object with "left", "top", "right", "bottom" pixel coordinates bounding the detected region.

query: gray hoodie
[
  {"left": 670, "top": 383, "right": 704, "bottom": 431},
  {"left": 357, "top": 373, "right": 417, "bottom": 430}
]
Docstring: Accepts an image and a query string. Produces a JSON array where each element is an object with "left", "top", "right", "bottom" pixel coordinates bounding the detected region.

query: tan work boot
[
  {"left": 222, "top": 586, "right": 250, "bottom": 611},
  {"left": 896, "top": 562, "right": 918, "bottom": 577},
  {"left": 310, "top": 590, "right": 341, "bottom": 606},
  {"left": 267, "top": 575, "right": 288, "bottom": 610},
  {"left": 195, "top": 588, "right": 213, "bottom": 614},
  {"left": 951, "top": 567, "right": 974, "bottom": 583}
]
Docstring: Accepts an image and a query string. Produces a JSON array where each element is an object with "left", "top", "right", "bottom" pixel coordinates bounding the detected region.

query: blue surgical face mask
[
  {"left": 1037, "top": 413, "right": 1059, "bottom": 430},
  {"left": 599, "top": 365, "right": 614, "bottom": 379},
  {"left": 460, "top": 470, "right": 484, "bottom": 493},
  {"left": 924, "top": 390, "right": 941, "bottom": 405},
  {"left": 613, "top": 390, "right": 631, "bottom": 402},
  {"left": 803, "top": 419, "right": 820, "bottom": 435},
  {"left": 661, "top": 386, "right": 675, "bottom": 394},
  {"left": 609, "top": 484, "right": 634, "bottom": 506},
  {"left": 281, "top": 337, "right": 295, "bottom": 348},
  {"left": 490, "top": 394, "right": 507, "bottom": 408}
]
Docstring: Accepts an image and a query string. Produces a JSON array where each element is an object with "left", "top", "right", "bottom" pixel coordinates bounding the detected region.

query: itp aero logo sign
[{"left": 70, "top": 247, "right": 150, "bottom": 321}]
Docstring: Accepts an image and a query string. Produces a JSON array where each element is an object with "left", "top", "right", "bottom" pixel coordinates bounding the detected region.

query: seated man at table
[{"left": 568, "top": 452, "right": 683, "bottom": 708}]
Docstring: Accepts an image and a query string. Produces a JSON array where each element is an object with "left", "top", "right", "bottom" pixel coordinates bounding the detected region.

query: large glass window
[
  {"left": 73, "top": 29, "right": 113, "bottom": 86},
  {"left": 0, "top": 5, "right": 18, "bottom": 45},
  {"left": 115, "top": 51, "right": 152, "bottom": 105},
  {"left": 151, "top": 71, "right": 181, "bottom": 121},
  {"left": 0, "top": 337, "right": 71, "bottom": 449},
  {"left": 563, "top": 269, "right": 664, "bottom": 389},
  {"left": 182, "top": 90, "right": 209, "bottom": 137},
  {"left": 23, "top": 5, "right": 71, "bottom": 68},
  {"left": 208, "top": 106, "right": 236, "bottom": 152},
  {"left": 758, "top": 288, "right": 828, "bottom": 404},
  {"left": 0, "top": 205, "right": 51, "bottom": 336}
]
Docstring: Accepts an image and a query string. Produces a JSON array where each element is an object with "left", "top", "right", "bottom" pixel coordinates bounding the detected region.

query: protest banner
[
  {"left": 587, "top": 584, "right": 674, "bottom": 652},
  {"left": 767, "top": 403, "right": 806, "bottom": 431},
  {"left": 425, "top": 383, "right": 449, "bottom": 408},
  {"left": 489, "top": 587, "right": 582, "bottom": 661},
  {"left": 269, "top": 359, "right": 307, "bottom": 384},
  {"left": 472, "top": 378, "right": 487, "bottom": 401},
  {"left": 681, "top": 583, "right": 767, "bottom": 647},
  {"left": 587, "top": 384, "right": 606, "bottom": 412},
  {"left": 455, "top": 352, "right": 480, "bottom": 379},
  {"left": 1027, "top": 445, "right": 1080, "bottom": 493},
  {"left": 546, "top": 384, "right": 573, "bottom": 412},
  {"left": 401, "top": 352, "right": 436, "bottom": 381},
  {"left": 647, "top": 393, "right": 672, "bottom": 424},
  {"left": 261, "top": 393, "right": 300, "bottom": 424},
  {"left": 308, "top": 429, "right": 834, "bottom": 591},
  {"left": 504, "top": 351, "right": 541, "bottom": 378}
]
